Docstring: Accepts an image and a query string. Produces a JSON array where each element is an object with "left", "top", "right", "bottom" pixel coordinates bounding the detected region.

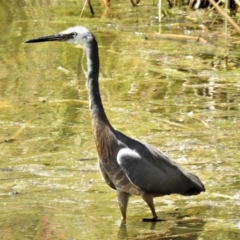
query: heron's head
[{"left": 25, "top": 26, "right": 94, "bottom": 46}]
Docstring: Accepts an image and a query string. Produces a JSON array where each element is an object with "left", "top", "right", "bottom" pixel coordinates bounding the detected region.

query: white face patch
[
  {"left": 60, "top": 26, "right": 90, "bottom": 35},
  {"left": 60, "top": 26, "right": 92, "bottom": 46}
]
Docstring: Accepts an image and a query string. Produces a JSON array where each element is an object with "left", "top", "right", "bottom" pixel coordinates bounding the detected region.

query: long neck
[
  {"left": 85, "top": 37, "right": 111, "bottom": 126},
  {"left": 85, "top": 37, "right": 117, "bottom": 162}
]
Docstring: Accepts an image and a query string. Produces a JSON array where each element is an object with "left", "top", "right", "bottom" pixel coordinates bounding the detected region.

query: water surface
[{"left": 0, "top": 0, "right": 240, "bottom": 239}]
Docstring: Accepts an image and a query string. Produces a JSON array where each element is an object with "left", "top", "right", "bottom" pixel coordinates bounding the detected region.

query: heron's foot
[{"left": 142, "top": 217, "right": 165, "bottom": 222}]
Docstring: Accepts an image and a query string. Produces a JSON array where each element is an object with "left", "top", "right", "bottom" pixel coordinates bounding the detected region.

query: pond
[{"left": 0, "top": 0, "right": 240, "bottom": 239}]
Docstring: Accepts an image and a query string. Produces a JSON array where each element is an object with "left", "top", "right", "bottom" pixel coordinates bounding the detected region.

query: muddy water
[{"left": 0, "top": 0, "right": 240, "bottom": 239}]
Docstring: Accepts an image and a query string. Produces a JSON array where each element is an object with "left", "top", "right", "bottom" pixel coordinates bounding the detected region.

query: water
[{"left": 0, "top": 0, "right": 240, "bottom": 239}]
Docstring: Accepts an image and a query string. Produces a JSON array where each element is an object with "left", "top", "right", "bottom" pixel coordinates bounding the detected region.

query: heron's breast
[
  {"left": 93, "top": 124, "right": 117, "bottom": 163},
  {"left": 93, "top": 123, "right": 143, "bottom": 195}
]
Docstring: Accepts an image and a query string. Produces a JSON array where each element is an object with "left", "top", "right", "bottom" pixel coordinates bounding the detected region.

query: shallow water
[{"left": 0, "top": 0, "right": 240, "bottom": 239}]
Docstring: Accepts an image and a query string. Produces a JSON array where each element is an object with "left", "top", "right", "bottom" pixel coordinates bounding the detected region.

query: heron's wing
[
  {"left": 99, "top": 161, "right": 116, "bottom": 190},
  {"left": 115, "top": 130, "right": 205, "bottom": 194},
  {"left": 117, "top": 147, "right": 204, "bottom": 195},
  {"left": 138, "top": 142, "right": 205, "bottom": 193}
]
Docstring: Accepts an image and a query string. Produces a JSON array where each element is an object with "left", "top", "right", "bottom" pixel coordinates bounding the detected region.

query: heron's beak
[{"left": 25, "top": 33, "right": 74, "bottom": 43}]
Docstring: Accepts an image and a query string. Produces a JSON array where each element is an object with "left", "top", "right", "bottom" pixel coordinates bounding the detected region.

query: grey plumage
[{"left": 25, "top": 26, "right": 205, "bottom": 221}]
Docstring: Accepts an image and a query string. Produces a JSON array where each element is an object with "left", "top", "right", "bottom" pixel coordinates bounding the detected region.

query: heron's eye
[
  {"left": 68, "top": 32, "right": 77, "bottom": 39},
  {"left": 63, "top": 32, "right": 77, "bottom": 40}
]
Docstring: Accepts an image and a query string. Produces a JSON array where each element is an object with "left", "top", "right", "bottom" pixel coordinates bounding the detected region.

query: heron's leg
[
  {"left": 117, "top": 190, "right": 130, "bottom": 221},
  {"left": 142, "top": 194, "right": 163, "bottom": 222}
]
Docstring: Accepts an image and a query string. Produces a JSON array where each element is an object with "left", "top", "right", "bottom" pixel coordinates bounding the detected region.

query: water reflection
[{"left": 118, "top": 217, "right": 206, "bottom": 239}]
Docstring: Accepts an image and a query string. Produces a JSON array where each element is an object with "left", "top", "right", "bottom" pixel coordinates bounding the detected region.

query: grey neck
[{"left": 85, "top": 37, "right": 111, "bottom": 126}]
